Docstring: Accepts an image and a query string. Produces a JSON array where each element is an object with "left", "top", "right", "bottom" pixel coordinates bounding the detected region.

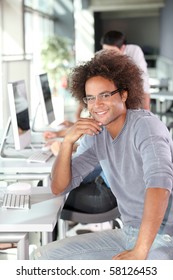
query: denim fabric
[
  {"left": 83, "top": 165, "right": 110, "bottom": 188},
  {"left": 82, "top": 165, "right": 102, "bottom": 184},
  {"left": 32, "top": 226, "right": 173, "bottom": 260}
]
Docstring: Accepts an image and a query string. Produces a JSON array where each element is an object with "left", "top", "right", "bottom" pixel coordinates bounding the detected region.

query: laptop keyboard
[
  {"left": 27, "top": 150, "right": 53, "bottom": 163},
  {"left": 2, "top": 193, "right": 30, "bottom": 210}
]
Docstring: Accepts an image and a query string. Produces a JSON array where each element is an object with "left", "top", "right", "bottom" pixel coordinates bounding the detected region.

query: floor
[{"left": 0, "top": 221, "right": 113, "bottom": 260}]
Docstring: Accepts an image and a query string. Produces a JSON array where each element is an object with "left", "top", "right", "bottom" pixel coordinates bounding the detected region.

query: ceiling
[{"left": 87, "top": 0, "right": 166, "bottom": 17}]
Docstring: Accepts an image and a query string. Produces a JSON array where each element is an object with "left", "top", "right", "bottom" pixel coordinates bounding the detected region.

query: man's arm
[
  {"left": 112, "top": 187, "right": 170, "bottom": 260},
  {"left": 50, "top": 118, "right": 102, "bottom": 195},
  {"left": 51, "top": 140, "right": 74, "bottom": 195}
]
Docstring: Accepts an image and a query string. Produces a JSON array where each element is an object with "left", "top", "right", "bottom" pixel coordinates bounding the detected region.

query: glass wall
[
  {"left": 24, "top": 0, "right": 57, "bottom": 71},
  {"left": 24, "top": 0, "right": 77, "bottom": 121}
]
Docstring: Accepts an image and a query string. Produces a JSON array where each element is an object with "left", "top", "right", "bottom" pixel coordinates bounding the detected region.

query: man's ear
[
  {"left": 120, "top": 44, "right": 126, "bottom": 53},
  {"left": 121, "top": 90, "right": 128, "bottom": 102}
]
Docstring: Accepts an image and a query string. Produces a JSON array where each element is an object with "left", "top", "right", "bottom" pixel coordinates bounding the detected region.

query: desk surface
[
  {"left": 0, "top": 127, "right": 57, "bottom": 173},
  {"left": 0, "top": 155, "right": 55, "bottom": 174},
  {"left": 151, "top": 90, "right": 173, "bottom": 101},
  {"left": 0, "top": 187, "right": 64, "bottom": 232}
]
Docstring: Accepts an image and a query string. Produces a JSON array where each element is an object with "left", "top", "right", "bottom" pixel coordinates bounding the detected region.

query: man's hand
[
  {"left": 112, "top": 249, "right": 147, "bottom": 260},
  {"left": 64, "top": 118, "right": 102, "bottom": 145},
  {"left": 50, "top": 141, "right": 62, "bottom": 156},
  {"left": 43, "top": 131, "right": 58, "bottom": 140},
  {"left": 43, "top": 120, "right": 75, "bottom": 140}
]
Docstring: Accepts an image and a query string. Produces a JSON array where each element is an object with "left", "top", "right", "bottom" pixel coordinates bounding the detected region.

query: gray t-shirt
[{"left": 67, "top": 109, "right": 173, "bottom": 235}]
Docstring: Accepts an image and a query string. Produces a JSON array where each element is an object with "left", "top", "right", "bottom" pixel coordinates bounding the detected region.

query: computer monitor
[
  {"left": 7, "top": 80, "right": 31, "bottom": 150},
  {"left": 35, "top": 73, "right": 55, "bottom": 126}
]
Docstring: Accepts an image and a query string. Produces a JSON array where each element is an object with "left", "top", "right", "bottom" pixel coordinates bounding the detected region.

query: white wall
[
  {"left": 2, "top": 0, "right": 23, "bottom": 56},
  {"left": 0, "top": 0, "right": 31, "bottom": 130},
  {"left": 73, "top": 0, "right": 95, "bottom": 63}
]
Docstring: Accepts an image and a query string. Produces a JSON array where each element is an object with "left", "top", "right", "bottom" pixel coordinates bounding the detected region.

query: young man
[
  {"left": 34, "top": 50, "right": 173, "bottom": 260},
  {"left": 101, "top": 30, "right": 150, "bottom": 110}
]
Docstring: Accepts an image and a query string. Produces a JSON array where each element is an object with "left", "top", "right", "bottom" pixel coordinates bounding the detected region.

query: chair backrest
[{"left": 58, "top": 176, "right": 121, "bottom": 239}]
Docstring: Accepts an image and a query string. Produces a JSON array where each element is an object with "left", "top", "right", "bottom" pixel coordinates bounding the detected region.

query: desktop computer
[
  {"left": 0, "top": 79, "right": 52, "bottom": 163},
  {"left": 35, "top": 73, "right": 55, "bottom": 126},
  {"left": 7, "top": 80, "right": 31, "bottom": 150},
  {"left": 34, "top": 73, "right": 65, "bottom": 132}
]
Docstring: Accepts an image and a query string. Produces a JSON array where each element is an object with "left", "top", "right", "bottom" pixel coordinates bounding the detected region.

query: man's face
[{"left": 85, "top": 76, "right": 127, "bottom": 128}]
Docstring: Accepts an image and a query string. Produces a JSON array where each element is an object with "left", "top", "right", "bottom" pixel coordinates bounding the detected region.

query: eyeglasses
[{"left": 83, "top": 88, "right": 123, "bottom": 105}]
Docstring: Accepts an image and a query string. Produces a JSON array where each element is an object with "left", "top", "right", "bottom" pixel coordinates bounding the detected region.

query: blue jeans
[
  {"left": 32, "top": 226, "right": 173, "bottom": 260},
  {"left": 83, "top": 165, "right": 110, "bottom": 188}
]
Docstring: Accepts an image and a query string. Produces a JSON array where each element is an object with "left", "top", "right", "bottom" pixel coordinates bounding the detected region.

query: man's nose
[{"left": 94, "top": 96, "right": 102, "bottom": 105}]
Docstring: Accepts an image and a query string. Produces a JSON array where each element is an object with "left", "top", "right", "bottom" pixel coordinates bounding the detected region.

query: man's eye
[
  {"left": 101, "top": 93, "right": 110, "bottom": 98},
  {"left": 88, "top": 97, "right": 95, "bottom": 101}
]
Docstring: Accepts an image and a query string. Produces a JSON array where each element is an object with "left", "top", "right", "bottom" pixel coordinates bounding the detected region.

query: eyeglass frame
[{"left": 83, "top": 88, "right": 124, "bottom": 105}]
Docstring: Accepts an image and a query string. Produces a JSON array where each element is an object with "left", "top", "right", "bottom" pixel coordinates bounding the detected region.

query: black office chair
[
  {"left": 58, "top": 206, "right": 121, "bottom": 238},
  {"left": 58, "top": 177, "right": 122, "bottom": 239}
]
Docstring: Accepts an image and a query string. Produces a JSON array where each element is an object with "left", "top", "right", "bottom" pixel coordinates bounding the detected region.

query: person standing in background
[{"left": 100, "top": 30, "right": 150, "bottom": 110}]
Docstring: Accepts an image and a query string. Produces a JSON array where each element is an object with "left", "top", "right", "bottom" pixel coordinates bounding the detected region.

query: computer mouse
[{"left": 7, "top": 182, "right": 31, "bottom": 194}]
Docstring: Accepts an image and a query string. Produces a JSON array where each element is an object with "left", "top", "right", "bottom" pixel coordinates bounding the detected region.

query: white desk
[
  {"left": 151, "top": 90, "right": 173, "bottom": 101},
  {"left": 0, "top": 156, "right": 54, "bottom": 173},
  {"left": 0, "top": 123, "right": 55, "bottom": 185},
  {"left": 0, "top": 186, "right": 65, "bottom": 260},
  {"left": 0, "top": 155, "right": 55, "bottom": 186},
  {"left": 150, "top": 90, "right": 173, "bottom": 120}
]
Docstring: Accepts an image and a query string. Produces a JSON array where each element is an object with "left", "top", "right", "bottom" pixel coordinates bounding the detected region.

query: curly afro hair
[{"left": 69, "top": 49, "right": 144, "bottom": 109}]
